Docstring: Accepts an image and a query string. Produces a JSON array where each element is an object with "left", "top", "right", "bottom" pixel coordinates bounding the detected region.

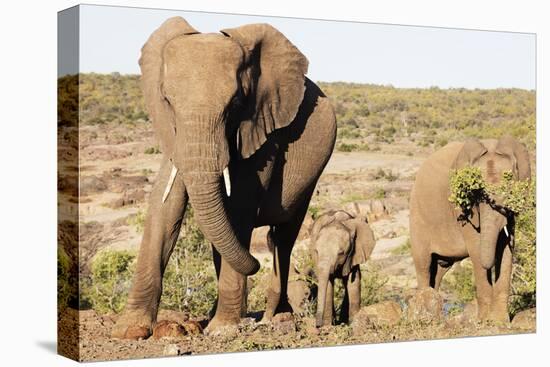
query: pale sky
[{"left": 76, "top": 4, "right": 535, "bottom": 89}]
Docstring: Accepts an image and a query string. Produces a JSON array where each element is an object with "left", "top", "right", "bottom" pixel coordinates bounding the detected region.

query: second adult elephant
[
  {"left": 112, "top": 17, "right": 337, "bottom": 338},
  {"left": 410, "top": 137, "right": 531, "bottom": 322}
]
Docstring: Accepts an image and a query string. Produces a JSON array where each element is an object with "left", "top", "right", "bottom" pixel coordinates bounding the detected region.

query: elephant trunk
[
  {"left": 315, "top": 267, "right": 330, "bottom": 327},
  {"left": 175, "top": 114, "right": 260, "bottom": 276},
  {"left": 479, "top": 202, "right": 507, "bottom": 270}
]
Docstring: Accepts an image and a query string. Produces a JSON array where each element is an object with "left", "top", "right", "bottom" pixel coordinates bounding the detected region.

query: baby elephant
[{"left": 310, "top": 210, "right": 376, "bottom": 327}]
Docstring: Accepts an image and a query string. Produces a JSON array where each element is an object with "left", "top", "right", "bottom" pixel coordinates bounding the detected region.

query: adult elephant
[
  {"left": 409, "top": 137, "right": 531, "bottom": 322},
  {"left": 112, "top": 17, "right": 336, "bottom": 338}
]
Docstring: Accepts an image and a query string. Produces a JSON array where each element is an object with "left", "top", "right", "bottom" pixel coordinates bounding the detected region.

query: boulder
[
  {"left": 361, "top": 301, "right": 403, "bottom": 326},
  {"left": 152, "top": 320, "right": 186, "bottom": 339},
  {"left": 344, "top": 199, "right": 389, "bottom": 222},
  {"left": 406, "top": 288, "right": 444, "bottom": 323},
  {"left": 511, "top": 308, "right": 536, "bottom": 330},
  {"left": 80, "top": 175, "right": 107, "bottom": 195},
  {"left": 163, "top": 344, "right": 182, "bottom": 356},
  {"left": 351, "top": 301, "right": 402, "bottom": 334},
  {"left": 271, "top": 312, "right": 297, "bottom": 333}
]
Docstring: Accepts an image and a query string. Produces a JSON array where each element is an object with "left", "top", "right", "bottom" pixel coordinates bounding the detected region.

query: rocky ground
[
  {"left": 59, "top": 297, "right": 536, "bottom": 362},
  {"left": 58, "top": 121, "right": 536, "bottom": 362}
]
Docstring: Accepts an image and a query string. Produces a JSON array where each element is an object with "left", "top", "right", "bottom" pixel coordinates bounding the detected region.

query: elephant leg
[
  {"left": 263, "top": 201, "right": 310, "bottom": 321},
  {"left": 205, "top": 255, "right": 248, "bottom": 333},
  {"left": 347, "top": 267, "right": 362, "bottom": 322},
  {"left": 112, "top": 159, "right": 188, "bottom": 339},
  {"left": 470, "top": 256, "right": 493, "bottom": 321},
  {"left": 339, "top": 277, "right": 350, "bottom": 324},
  {"left": 206, "top": 221, "right": 253, "bottom": 333},
  {"left": 263, "top": 230, "right": 294, "bottom": 320},
  {"left": 412, "top": 242, "right": 432, "bottom": 289},
  {"left": 323, "top": 278, "right": 335, "bottom": 326},
  {"left": 490, "top": 243, "right": 512, "bottom": 323}
]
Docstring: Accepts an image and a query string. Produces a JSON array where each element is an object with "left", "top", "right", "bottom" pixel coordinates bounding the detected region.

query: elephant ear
[
  {"left": 453, "top": 138, "right": 488, "bottom": 169},
  {"left": 495, "top": 136, "right": 531, "bottom": 180},
  {"left": 220, "top": 23, "right": 309, "bottom": 159},
  {"left": 139, "top": 17, "right": 199, "bottom": 159},
  {"left": 343, "top": 217, "right": 376, "bottom": 269}
]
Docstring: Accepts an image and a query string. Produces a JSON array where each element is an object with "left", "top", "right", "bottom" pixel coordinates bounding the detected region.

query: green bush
[
  {"left": 144, "top": 146, "right": 161, "bottom": 154},
  {"left": 448, "top": 167, "right": 486, "bottom": 214},
  {"left": 57, "top": 247, "right": 76, "bottom": 309},
  {"left": 127, "top": 210, "right": 146, "bottom": 233},
  {"left": 88, "top": 250, "right": 136, "bottom": 314},
  {"left": 391, "top": 238, "right": 411, "bottom": 256},
  {"left": 337, "top": 142, "right": 369, "bottom": 152}
]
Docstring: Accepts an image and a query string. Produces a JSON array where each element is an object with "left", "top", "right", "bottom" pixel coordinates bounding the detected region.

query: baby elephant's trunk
[{"left": 315, "top": 269, "right": 331, "bottom": 327}]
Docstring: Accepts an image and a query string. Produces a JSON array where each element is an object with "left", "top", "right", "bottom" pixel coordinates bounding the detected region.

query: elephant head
[
  {"left": 310, "top": 211, "right": 376, "bottom": 326},
  {"left": 139, "top": 17, "right": 309, "bottom": 276},
  {"left": 453, "top": 136, "right": 531, "bottom": 269}
]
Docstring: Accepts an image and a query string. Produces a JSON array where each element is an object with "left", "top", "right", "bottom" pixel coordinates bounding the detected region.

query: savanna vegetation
[{"left": 59, "top": 74, "right": 535, "bottom": 150}]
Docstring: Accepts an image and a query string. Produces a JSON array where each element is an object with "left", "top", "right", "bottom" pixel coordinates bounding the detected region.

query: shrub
[
  {"left": 360, "top": 264, "right": 389, "bottom": 307},
  {"left": 373, "top": 187, "right": 387, "bottom": 199},
  {"left": 87, "top": 250, "right": 136, "bottom": 314},
  {"left": 144, "top": 146, "right": 161, "bottom": 154},
  {"left": 127, "top": 210, "right": 146, "bottom": 233},
  {"left": 58, "top": 247, "right": 76, "bottom": 309},
  {"left": 448, "top": 167, "right": 486, "bottom": 215},
  {"left": 337, "top": 143, "right": 356, "bottom": 152},
  {"left": 372, "top": 168, "right": 398, "bottom": 182},
  {"left": 307, "top": 205, "right": 321, "bottom": 219},
  {"left": 391, "top": 238, "right": 411, "bottom": 256}
]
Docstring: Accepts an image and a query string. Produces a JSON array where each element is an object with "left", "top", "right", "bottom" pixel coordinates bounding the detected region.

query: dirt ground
[{"left": 58, "top": 122, "right": 535, "bottom": 362}]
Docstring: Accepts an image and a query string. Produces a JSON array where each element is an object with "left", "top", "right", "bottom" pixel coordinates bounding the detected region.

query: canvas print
[{"left": 57, "top": 4, "right": 536, "bottom": 362}]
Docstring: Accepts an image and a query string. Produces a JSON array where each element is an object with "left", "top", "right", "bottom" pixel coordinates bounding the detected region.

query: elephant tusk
[
  {"left": 223, "top": 166, "right": 231, "bottom": 197},
  {"left": 162, "top": 164, "right": 178, "bottom": 203},
  {"left": 504, "top": 225, "right": 509, "bottom": 237}
]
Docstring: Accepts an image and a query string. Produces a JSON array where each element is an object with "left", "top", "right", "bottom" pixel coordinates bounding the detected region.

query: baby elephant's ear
[{"left": 344, "top": 218, "right": 376, "bottom": 266}]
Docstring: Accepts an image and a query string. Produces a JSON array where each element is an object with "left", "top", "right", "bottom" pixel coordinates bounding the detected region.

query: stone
[
  {"left": 511, "top": 308, "right": 536, "bottom": 330},
  {"left": 152, "top": 320, "right": 186, "bottom": 339},
  {"left": 182, "top": 320, "right": 203, "bottom": 335},
  {"left": 272, "top": 312, "right": 297, "bottom": 333},
  {"left": 361, "top": 301, "right": 403, "bottom": 326},
  {"left": 163, "top": 344, "right": 181, "bottom": 356},
  {"left": 351, "top": 301, "right": 402, "bottom": 335},
  {"left": 406, "top": 288, "right": 444, "bottom": 323}
]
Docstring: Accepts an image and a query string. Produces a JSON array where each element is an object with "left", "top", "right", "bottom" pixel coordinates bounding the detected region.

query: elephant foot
[
  {"left": 112, "top": 310, "right": 153, "bottom": 340},
  {"left": 261, "top": 299, "right": 293, "bottom": 323},
  {"left": 489, "top": 310, "right": 510, "bottom": 324},
  {"left": 204, "top": 316, "right": 239, "bottom": 336},
  {"left": 260, "top": 310, "right": 274, "bottom": 323}
]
